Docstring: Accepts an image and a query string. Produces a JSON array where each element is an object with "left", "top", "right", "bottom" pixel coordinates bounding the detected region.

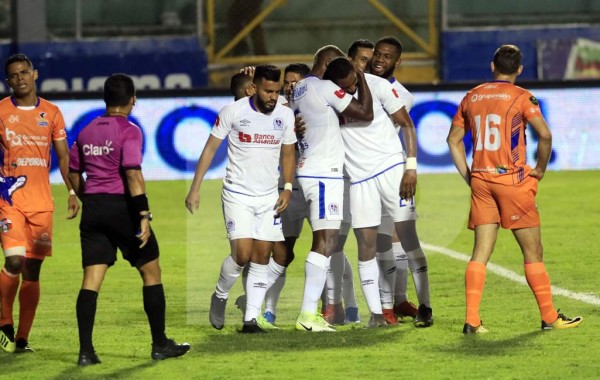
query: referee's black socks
[
  {"left": 143, "top": 284, "right": 168, "bottom": 346},
  {"left": 76, "top": 289, "right": 98, "bottom": 353}
]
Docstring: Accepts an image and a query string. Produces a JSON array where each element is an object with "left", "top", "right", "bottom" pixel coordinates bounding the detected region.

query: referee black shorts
[{"left": 79, "top": 194, "right": 159, "bottom": 268}]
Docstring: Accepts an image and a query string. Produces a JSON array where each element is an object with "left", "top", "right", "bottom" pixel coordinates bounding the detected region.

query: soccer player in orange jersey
[
  {"left": 0, "top": 54, "right": 79, "bottom": 353},
  {"left": 447, "top": 45, "right": 583, "bottom": 334}
]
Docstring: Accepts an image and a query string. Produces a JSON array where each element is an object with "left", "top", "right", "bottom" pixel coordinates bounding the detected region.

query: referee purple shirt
[{"left": 69, "top": 115, "right": 143, "bottom": 195}]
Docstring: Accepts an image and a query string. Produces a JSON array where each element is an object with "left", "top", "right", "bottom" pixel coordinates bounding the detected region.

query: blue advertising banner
[
  {"left": 0, "top": 37, "right": 208, "bottom": 93},
  {"left": 44, "top": 85, "right": 600, "bottom": 184}
]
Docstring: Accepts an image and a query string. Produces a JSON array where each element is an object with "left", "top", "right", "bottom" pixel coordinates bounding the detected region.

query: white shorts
[
  {"left": 377, "top": 199, "right": 418, "bottom": 237},
  {"left": 280, "top": 187, "right": 309, "bottom": 238},
  {"left": 297, "top": 177, "right": 344, "bottom": 231},
  {"left": 222, "top": 188, "right": 284, "bottom": 242},
  {"left": 351, "top": 165, "right": 417, "bottom": 229}
]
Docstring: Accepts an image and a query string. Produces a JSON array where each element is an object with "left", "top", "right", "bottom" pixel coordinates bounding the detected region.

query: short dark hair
[
  {"left": 5, "top": 54, "right": 34, "bottom": 76},
  {"left": 375, "top": 36, "right": 403, "bottom": 57},
  {"left": 493, "top": 45, "right": 522, "bottom": 75},
  {"left": 284, "top": 63, "right": 310, "bottom": 77},
  {"left": 323, "top": 57, "right": 354, "bottom": 83},
  {"left": 253, "top": 64, "right": 281, "bottom": 83},
  {"left": 347, "top": 39, "right": 374, "bottom": 59},
  {"left": 230, "top": 72, "right": 252, "bottom": 97},
  {"left": 104, "top": 74, "right": 135, "bottom": 107},
  {"left": 313, "top": 45, "right": 346, "bottom": 66}
]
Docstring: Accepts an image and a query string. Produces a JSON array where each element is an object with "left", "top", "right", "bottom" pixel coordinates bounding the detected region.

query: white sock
[
  {"left": 358, "top": 258, "right": 382, "bottom": 314},
  {"left": 326, "top": 250, "right": 345, "bottom": 305},
  {"left": 342, "top": 252, "right": 357, "bottom": 308},
  {"left": 407, "top": 247, "right": 431, "bottom": 308},
  {"left": 215, "top": 255, "right": 243, "bottom": 299},
  {"left": 300, "top": 251, "right": 329, "bottom": 314},
  {"left": 376, "top": 249, "right": 396, "bottom": 309},
  {"left": 244, "top": 262, "right": 269, "bottom": 322},
  {"left": 393, "top": 242, "right": 409, "bottom": 304},
  {"left": 264, "top": 258, "right": 286, "bottom": 314}
]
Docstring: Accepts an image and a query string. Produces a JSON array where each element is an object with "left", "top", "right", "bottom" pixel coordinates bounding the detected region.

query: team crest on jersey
[
  {"left": 529, "top": 96, "right": 539, "bottom": 106},
  {"left": 334, "top": 89, "right": 346, "bottom": 99},
  {"left": 226, "top": 219, "right": 235, "bottom": 232},
  {"left": 273, "top": 118, "right": 283, "bottom": 130},
  {"left": 328, "top": 202, "right": 340, "bottom": 216},
  {"left": 0, "top": 218, "right": 12, "bottom": 233},
  {"left": 37, "top": 112, "right": 49, "bottom": 127}
]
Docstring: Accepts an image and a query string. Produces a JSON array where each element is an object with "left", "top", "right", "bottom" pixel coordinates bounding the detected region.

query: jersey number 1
[{"left": 474, "top": 114, "right": 501, "bottom": 151}]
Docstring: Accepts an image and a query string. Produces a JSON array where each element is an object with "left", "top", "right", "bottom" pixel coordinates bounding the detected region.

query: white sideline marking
[{"left": 422, "top": 243, "right": 600, "bottom": 307}]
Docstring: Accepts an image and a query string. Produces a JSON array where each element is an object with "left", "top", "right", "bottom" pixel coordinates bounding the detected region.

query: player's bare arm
[
  {"left": 527, "top": 116, "right": 553, "bottom": 181},
  {"left": 54, "top": 138, "right": 80, "bottom": 219},
  {"left": 275, "top": 143, "right": 296, "bottom": 214},
  {"left": 392, "top": 107, "right": 418, "bottom": 199},
  {"left": 185, "top": 134, "right": 223, "bottom": 214},
  {"left": 67, "top": 172, "right": 86, "bottom": 199},
  {"left": 447, "top": 125, "right": 471, "bottom": 185},
  {"left": 340, "top": 68, "right": 373, "bottom": 122},
  {"left": 125, "top": 168, "right": 151, "bottom": 248}
]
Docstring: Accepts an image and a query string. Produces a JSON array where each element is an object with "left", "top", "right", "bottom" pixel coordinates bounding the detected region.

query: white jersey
[
  {"left": 390, "top": 77, "right": 414, "bottom": 112},
  {"left": 211, "top": 97, "right": 297, "bottom": 196},
  {"left": 289, "top": 76, "right": 353, "bottom": 178},
  {"left": 340, "top": 74, "right": 405, "bottom": 183}
]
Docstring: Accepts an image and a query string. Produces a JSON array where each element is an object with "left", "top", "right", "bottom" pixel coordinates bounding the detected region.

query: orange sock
[
  {"left": 524, "top": 262, "right": 558, "bottom": 324},
  {"left": 16, "top": 280, "right": 40, "bottom": 341},
  {"left": 0, "top": 268, "right": 20, "bottom": 326},
  {"left": 465, "top": 261, "right": 486, "bottom": 326}
]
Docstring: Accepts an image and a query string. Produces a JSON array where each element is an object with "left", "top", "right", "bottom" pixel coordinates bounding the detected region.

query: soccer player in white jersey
[
  {"left": 371, "top": 36, "right": 433, "bottom": 327},
  {"left": 320, "top": 39, "right": 377, "bottom": 325},
  {"left": 289, "top": 45, "right": 373, "bottom": 332},
  {"left": 185, "top": 65, "right": 297, "bottom": 333},
  {"left": 324, "top": 56, "right": 418, "bottom": 326}
]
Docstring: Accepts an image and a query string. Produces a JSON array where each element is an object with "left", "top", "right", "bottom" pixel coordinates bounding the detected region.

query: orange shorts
[
  {"left": 469, "top": 175, "right": 539, "bottom": 230},
  {"left": 0, "top": 206, "right": 53, "bottom": 260}
]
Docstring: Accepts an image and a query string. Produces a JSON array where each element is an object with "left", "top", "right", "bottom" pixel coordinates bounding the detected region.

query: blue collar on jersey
[
  {"left": 249, "top": 97, "right": 258, "bottom": 112},
  {"left": 390, "top": 77, "right": 397, "bottom": 84},
  {"left": 10, "top": 96, "right": 40, "bottom": 107}
]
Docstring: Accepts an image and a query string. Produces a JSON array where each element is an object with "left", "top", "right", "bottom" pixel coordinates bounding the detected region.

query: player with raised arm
[
  {"left": 447, "top": 44, "right": 582, "bottom": 334},
  {"left": 370, "top": 36, "right": 433, "bottom": 327},
  {"left": 324, "top": 56, "right": 418, "bottom": 327},
  {"left": 289, "top": 45, "right": 373, "bottom": 332},
  {"left": 186, "top": 65, "right": 297, "bottom": 333},
  {"left": 0, "top": 54, "right": 79, "bottom": 353}
]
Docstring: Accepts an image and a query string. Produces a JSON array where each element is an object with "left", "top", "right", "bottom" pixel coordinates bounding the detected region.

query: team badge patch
[
  {"left": 273, "top": 118, "right": 283, "bottom": 130},
  {"left": 529, "top": 96, "right": 539, "bottom": 106},
  {"left": 328, "top": 203, "right": 340, "bottom": 216},
  {"left": 0, "top": 218, "right": 12, "bottom": 233},
  {"left": 334, "top": 89, "right": 346, "bottom": 99},
  {"left": 37, "top": 112, "right": 49, "bottom": 127},
  {"left": 226, "top": 219, "right": 235, "bottom": 232}
]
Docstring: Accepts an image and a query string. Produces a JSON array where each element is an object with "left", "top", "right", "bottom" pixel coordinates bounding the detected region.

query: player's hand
[
  {"left": 294, "top": 115, "right": 306, "bottom": 138},
  {"left": 529, "top": 167, "right": 545, "bottom": 181},
  {"left": 185, "top": 191, "right": 200, "bottom": 214},
  {"left": 275, "top": 190, "right": 292, "bottom": 214},
  {"left": 240, "top": 66, "right": 255, "bottom": 77},
  {"left": 400, "top": 170, "right": 417, "bottom": 200},
  {"left": 136, "top": 219, "right": 151, "bottom": 248},
  {"left": 67, "top": 194, "right": 80, "bottom": 219}
]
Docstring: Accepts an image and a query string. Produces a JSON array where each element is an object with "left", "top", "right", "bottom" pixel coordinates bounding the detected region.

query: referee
[{"left": 68, "top": 74, "right": 190, "bottom": 366}]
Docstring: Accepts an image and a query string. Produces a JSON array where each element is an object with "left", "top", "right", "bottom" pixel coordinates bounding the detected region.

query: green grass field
[{"left": 1, "top": 171, "right": 599, "bottom": 379}]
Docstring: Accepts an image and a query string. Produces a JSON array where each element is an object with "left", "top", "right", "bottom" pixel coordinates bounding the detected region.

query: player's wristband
[
  {"left": 131, "top": 194, "right": 150, "bottom": 214},
  {"left": 69, "top": 189, "right": 76, "bottom": 196},
  {"left": 283, "top": 182, "right": 293, "bottom": 192},
  {"left": 406, "top": 157, "right": 417, "bottom": 170}
]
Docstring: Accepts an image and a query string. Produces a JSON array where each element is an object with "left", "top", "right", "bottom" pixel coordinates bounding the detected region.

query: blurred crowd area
[{"left": 1, "top": 0, "right": 600, "bottom": 89}]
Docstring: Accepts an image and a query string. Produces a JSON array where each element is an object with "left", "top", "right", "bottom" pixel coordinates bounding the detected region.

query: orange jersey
[
  {"left": 0, "top": 96, "right": 67, "bottom": 212},
  {"left": 452, "top": 81, "right": 543, "bottom": 184}
]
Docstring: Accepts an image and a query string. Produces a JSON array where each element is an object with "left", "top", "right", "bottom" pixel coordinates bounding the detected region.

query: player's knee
[{"left": 3, "top": 254, "right": 25, "bottom": 274}]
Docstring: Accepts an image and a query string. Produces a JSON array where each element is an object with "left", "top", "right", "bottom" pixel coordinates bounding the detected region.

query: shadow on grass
[
  {"left": 436, "top": 331, "right": 542, "bottom": 357},
  {"left": 191, "top": 323, "right": 410, "bottom": 355},
  {"left": 50, "top": 353, "right": 157, "bottom": 380}
]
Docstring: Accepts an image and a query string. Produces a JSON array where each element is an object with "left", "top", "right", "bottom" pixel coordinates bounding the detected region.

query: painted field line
[{"left": 422, "top": 242, "right": 600, "bottom": 307}]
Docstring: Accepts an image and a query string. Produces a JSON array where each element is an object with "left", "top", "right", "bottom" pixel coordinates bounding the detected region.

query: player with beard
[
  {"left": 186, "top": 65, "right": 297, "bottom": 333},
  {"left": 370, "top": 36, "right": 433, "bottom": 327}
]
